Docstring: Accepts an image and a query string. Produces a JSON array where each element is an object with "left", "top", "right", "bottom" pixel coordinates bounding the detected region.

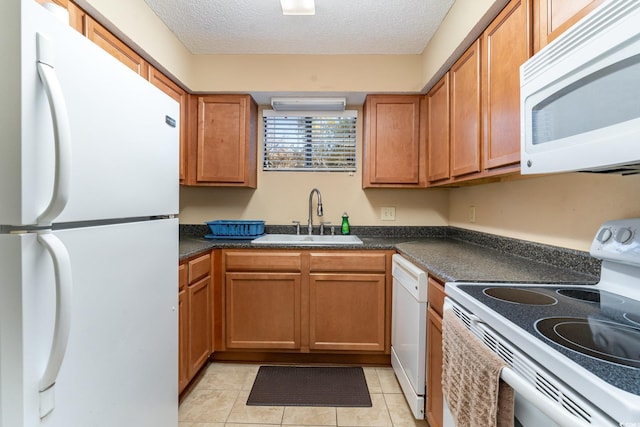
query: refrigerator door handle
[
  {"left": 37, "top": 230, "right": 73, "bottom": 419},
  {"left": 36, "top": 32, "right": 72, "bottom": 226}
]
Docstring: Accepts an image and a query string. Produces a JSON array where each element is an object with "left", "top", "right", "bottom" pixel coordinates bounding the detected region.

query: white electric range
[{"left": 446, "top": 218, "right": 640, "bottom": 427}]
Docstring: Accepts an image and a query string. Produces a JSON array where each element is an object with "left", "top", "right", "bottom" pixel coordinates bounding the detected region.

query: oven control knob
[
  {"left": 615, "top": 227, "right": 633, "bottom": 244},
  {"left": 596, "top": 228, "right": 613, "bottom": 243}
]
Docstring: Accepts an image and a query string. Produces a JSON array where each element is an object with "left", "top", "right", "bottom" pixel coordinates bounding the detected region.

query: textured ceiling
[{"left": 143, "top": 0, "right": 455, "bottom": 55}]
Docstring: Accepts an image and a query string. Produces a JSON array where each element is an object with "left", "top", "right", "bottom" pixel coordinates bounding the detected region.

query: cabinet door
[
  {"left": 309, "top": 274, "right": 385, "bottom": 352},
  {"left": 188, "top": 276, "right": 212, "bottom": 377},
  {"left": 84, "top": 16, "right": 149, "bottom": 78},
  {"left": 426, "top": 305, "right": 443, "bottom": 427},
  {"left": 149, "top": 67, "right": 187, "bottom": 183},
  {"left": 427, "top": 74, "right": 450, "bottom": 183},
  {"left": 178, "top": 288, "right": 189, "bottom": 393},
  {"left": 450, "top": 40, "right": 481, "bottom": 178},
  {"left": 196, "top": 95, "right": 257, "bottom": 187},
  {"left": 225, "top": 272, "right": 301, "bottom": 349},
  {"left": 482, "top": 0, "right": 531, "bottom": 170},
  {"left": 534, "top": 0, "right": 604, "bottom": 52},
  {"left": 363, "top": 95, "right": 425, "bottom": 187},
  {"left": 67, "top": 1, "right": 85, "bottom": 33}
]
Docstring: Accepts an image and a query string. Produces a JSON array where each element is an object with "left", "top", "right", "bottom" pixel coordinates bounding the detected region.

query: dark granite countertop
[{"left": 179, "top": 225, "right": 600, "bottom": 285}]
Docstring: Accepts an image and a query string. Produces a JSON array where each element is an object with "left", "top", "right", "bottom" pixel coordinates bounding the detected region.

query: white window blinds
[{"left": 262, "top": 110, "right": 357, "bottom": 172}]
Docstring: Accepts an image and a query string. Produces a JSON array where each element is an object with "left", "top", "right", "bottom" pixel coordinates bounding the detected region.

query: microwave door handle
[
  {"left": 37, "top": 231, "right": 73, "bottom": 419},
  {"left": 36, "top": 33, "right": 72, "bottom": 226}
]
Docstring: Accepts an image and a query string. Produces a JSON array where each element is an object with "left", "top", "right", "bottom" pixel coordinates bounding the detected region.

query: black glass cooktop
[{"left": 457, "top": 285, "right": 640, "bottom": 395}]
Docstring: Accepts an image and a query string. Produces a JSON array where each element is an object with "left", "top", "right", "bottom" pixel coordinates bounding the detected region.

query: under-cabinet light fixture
[
  {"left": 280, "top": 0, "right": 315, "bottom": 15},
  {"left": 270, "top": 97, "right": 346, "bottom": 111}
]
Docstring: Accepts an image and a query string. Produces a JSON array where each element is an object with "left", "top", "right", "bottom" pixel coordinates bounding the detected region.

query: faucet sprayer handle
[{"left": 320, "top": 221, "right": 331, "bottom": 235}]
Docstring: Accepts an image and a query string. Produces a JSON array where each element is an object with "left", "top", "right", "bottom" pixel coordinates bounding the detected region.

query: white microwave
[{"left": 520, "top": 0, "right": 640, "bottom": 175}]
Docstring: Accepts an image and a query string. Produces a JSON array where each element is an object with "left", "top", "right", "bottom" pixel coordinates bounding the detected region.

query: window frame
[{"left": 262, "top": 109, "right": 358, "bottom": 172}]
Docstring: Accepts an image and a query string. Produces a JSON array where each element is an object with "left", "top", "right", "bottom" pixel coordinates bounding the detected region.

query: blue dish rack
[{"left": 204, "top": 220, "right": 265, "bottom": 240}]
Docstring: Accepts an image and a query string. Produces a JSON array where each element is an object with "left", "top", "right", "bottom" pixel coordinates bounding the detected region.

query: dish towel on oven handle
[{"left": 442, "top": 308, "right": 514, "bottom": 427}]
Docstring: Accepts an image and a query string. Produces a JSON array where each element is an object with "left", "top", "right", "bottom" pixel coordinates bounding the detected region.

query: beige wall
[
  {"left": 179, "top": 106, "right": 450, "bottom": 228},
  {"left": 449, "top": 173, "right": 640, "bottom": 251},
  {"left": 77, "top": 0, "right": 505, "bottom": 93}
]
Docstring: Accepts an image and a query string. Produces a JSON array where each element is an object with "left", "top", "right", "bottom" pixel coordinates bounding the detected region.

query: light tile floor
[{"left": 179, "top": 363, "right": 431, "bottom": 427}]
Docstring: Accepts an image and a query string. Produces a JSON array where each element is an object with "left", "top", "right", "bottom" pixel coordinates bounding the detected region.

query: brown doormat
[{"left": 246, "top": 366, "right": 372, "bottom": 407}]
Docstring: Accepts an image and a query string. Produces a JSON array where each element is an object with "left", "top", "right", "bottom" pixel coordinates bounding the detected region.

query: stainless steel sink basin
[{"left": 251, "top": 234, "right": 363, "bottom": 246}]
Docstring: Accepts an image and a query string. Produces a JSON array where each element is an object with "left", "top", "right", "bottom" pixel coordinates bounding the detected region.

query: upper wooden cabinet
[
  {"left": 450, "top": 40, "right": 481, "bottom": 178},
  {"left": 363, "top": 95, "right": 426, "bottom": 188},
  {"left": 186, "top": 95, "right": 258, "bottom": 187},
  {"left": 426, "top": 74, "right": 450, "bottom": 184},
  {"left": 149, "top": 67, "right": 187, "bottom": 182},
  {"left": 534, "top": 0, "right": 604, "bottom": 52},
  {"left": 84, "top": 16, "right": 150, "bottom": 78},
  {"left": 482, "top": 0, "right": 532, "bottom": 170}
]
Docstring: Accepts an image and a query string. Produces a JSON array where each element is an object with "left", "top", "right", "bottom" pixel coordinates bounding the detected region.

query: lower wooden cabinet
[
  {"left": 179, "top": 252, "right": 212, "bottom": 394},
  {"left": 309, "top": 273, "right": 385, "bottom": 351},
  {"left": 426, "top": 277, "right": 445, "bottom": 427},
  {"left": 225, "top": 272, "right": 301, "bottom": 350},
  {"left": 178, "top": 264, "right": 189, "bottom": 392},
  {"left": 221, "top": 249, "right": 392, "bottom": 355}
]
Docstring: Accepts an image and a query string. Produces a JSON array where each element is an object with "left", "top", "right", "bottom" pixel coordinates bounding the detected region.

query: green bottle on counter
[{"left": 341, "top": 212, "right": 350, "bottom": 235}]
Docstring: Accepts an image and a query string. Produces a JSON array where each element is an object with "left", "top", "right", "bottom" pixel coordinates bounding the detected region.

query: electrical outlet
[
  {"left": 381, "top": 207, "right": 396, "bottom": 221},
  {"left": 469, "top": 206, "right": 476, "bottom": 223}
]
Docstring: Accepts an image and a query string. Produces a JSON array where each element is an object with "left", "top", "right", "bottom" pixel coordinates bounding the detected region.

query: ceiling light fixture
[{"left": 280, "top": 0, "right": 315, "bottom": 15}]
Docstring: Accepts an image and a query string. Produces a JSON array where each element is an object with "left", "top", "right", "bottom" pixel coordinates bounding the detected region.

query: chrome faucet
[{"left": 307, "top": 188, "right": 323, "bottom": 235}]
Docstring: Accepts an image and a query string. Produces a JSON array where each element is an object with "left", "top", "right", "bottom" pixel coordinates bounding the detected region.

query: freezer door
[
  {"left": 0, "top": 1, "right": 178, "bottom": 226},
  {"left": 0, "top": 219, "right": 178, "bottom": 427}
]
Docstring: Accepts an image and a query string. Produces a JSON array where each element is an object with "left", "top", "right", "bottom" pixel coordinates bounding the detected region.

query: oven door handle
[{"left": 500, "top": 368, "right": 611, "bottom": 427}]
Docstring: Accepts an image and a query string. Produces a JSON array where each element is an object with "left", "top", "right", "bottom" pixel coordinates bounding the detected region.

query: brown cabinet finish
[
  {"left": 427, "top": 74, "right": 451, "bottom": 183},
  {"left": 220, "top": 249, "right": 391, "bottom": 356},
  {"left": 225, "top": 251, "right": 302, "bottom": 272},
  {"left": 450, "top": 40, "right": 482, "bottom": 178},
  {"left": 225, "top": 272, "right": 302, "bottom": 350},
  {"left": 149, "top": 67, "right": 187, "bottom": 182},
  {"left": 188, "top": 276, "right": 212, "bottom": 377},
  {"left": 84, "top": 16, "right": 149, "bottom": 78},
  {"left": 534, "top": 0, "right": 604, "bottom": 52},
  {"left": 309, "top": 273, "right": 386, "bottom": 351},
  {"left": 363, "top": 95, "right": 426, "bottom": 188},
  {"left": 426, "top": 305, "right": 444, "bottom": 427},
  {"left": 309, "top": 252, "right": 386, "bottom": 273},
  {"left": 193, "top": 95, "right": 257, "bottom": 187},
  {"left": 178, "top": 264, "right": 189, "bottom": 393},
  {"left": 426, "top": 277, "right": 445, "bottom": 427},
  {"left": 482, "top": 0, "right": 532, "bottom": 170},
  {"left": 178, "top": 253, "right": 213, "bottom": 394}
]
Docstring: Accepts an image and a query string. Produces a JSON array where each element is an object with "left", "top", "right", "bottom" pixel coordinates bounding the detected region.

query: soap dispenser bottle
[{"left": 341, "top": 212, "right": 350, "bottom": 235}]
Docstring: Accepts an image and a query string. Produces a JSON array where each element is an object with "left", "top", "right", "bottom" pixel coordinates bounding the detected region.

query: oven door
[
  {"left": 444, "top": 393, "right": 559, "bottom": 427},
  {"left": 442, "top": 299, "right": 617, "bottom": 427}
]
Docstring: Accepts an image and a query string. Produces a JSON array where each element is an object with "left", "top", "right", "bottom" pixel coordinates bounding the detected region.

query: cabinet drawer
[
  {"left": 188, "top": 253, "right": 211, "bottom": 283},
  {"left": 309, "top": 252, "right": 386, "bottom": 273},
  {"left": 428, "top": 277, "right": 445, "bottom": 317},
  {"left": 225, "top": 251, "right": 302, "bottom": 272},
  {"left": 179, "top": 263, "right": 188, "bottom": 291}
]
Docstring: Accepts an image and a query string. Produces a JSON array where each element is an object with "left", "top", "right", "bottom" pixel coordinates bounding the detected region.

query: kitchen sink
[{"left": 251, "top": 234, "right": 363, "bottom": 246}]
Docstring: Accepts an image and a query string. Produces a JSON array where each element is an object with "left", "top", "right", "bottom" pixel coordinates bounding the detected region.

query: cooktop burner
[
  {"left": 455, "top": 284, "right": 640, "bottom": 396},
  {"left": 535, "top": 316, "right": 640, "bottom": 368},
  {"left": 483, "top": 287, "right": 557, "bottom": 305}
]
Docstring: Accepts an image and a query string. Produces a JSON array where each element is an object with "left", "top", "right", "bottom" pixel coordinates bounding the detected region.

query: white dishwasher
[{"left": 391, "top": 254, "right": 428, "bottom": 419}]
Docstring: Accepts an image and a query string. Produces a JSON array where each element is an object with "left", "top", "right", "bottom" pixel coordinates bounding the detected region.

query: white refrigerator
[{"left": 1, "top": 1, "right": 179, "bottom": 426}]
